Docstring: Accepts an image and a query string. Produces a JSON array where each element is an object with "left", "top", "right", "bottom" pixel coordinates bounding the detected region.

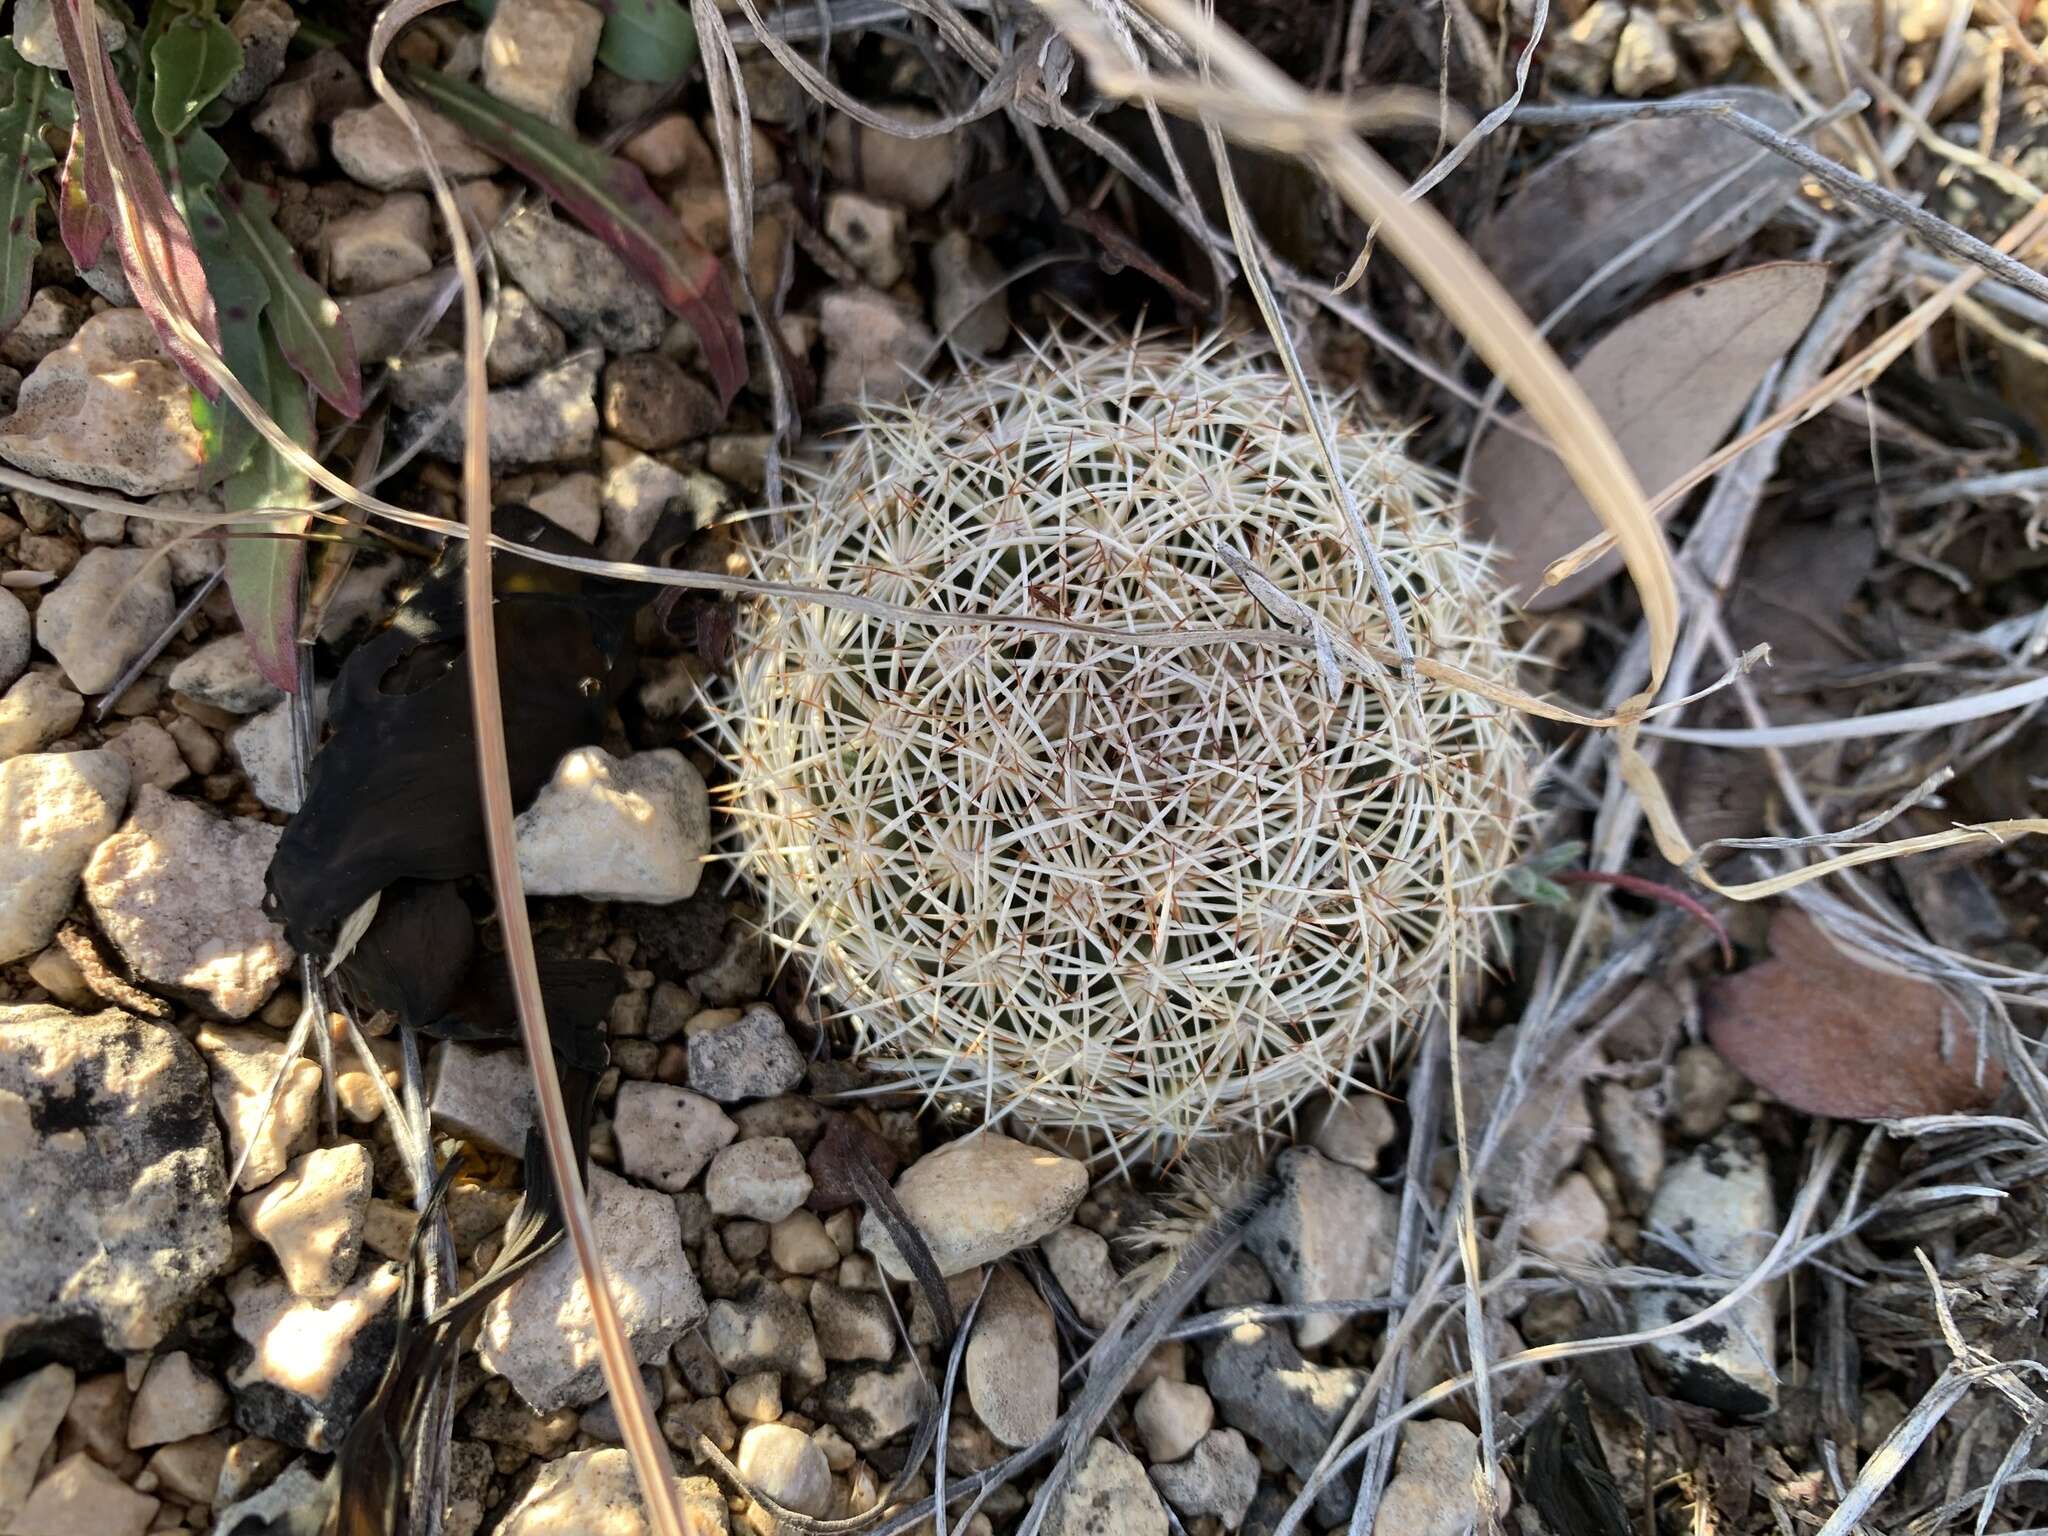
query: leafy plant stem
[{"left": 1554, "top": 870, "right": 1735, "bottom": 968}]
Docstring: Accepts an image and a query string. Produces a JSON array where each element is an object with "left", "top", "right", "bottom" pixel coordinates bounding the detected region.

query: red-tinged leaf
[
  {"left": 218, "top": 179, "right": 362, "bottom": 418},
  {"left": 56, "top": 83, "right": 109, "bottom": 269},
  {"left": 1702, "top": 908, "right": 2006, "bottom": 1120},
  {"left": 224, "top": 326, "right": 315, "bottom": 693},
  {"left": 49, "top": 0, "right": 222, "bottom": 400},
  {"left": 403, "top": 65, "right": 746, "bottom": 405}
]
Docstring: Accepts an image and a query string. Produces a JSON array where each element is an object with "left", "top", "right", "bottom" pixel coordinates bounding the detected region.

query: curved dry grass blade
[
  {"left": 366, "top": 8, "right": 693, "bottom": 1536},
  {"left": 401, "top": 63, "right": 747, "bottom": 404}
]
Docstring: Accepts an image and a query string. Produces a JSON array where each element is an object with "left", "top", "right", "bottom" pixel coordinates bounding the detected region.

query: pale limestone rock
[
  {"left": 514, "top": 747, "right": 709, "bottom": 903},
  {"left": 0, "top": 310, "right": 207, "bottom": 496},
  {"left": 237, "top": 1143, "right": 374, "bottom": 1298},
  {"left": 0, "top": 749, "right": 128, "bottom": 963},
  {"left": 195, "top": 1024, "right": 323, "bottom": 1191},
  {"left": 859, "top": 1132, "right": 1087, "bottom": 1282}
]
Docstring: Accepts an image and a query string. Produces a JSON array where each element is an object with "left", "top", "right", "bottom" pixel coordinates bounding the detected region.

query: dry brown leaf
[
  {"left": 1701, "top": 908, "right": 2006, "bottom": 1120},
  {"left": 1468, "top": 261, "right": 1829, "bottom": 610},
  {"left": 1471, "top": 87, "right": 1802, "bottom": 327}
]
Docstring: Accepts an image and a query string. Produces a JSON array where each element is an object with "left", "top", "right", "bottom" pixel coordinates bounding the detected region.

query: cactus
[{"left": 709, "top": 332, "right": 1531, "bottom": 1156}]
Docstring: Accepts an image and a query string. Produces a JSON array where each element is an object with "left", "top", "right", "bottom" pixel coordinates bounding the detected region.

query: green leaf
[
  {"left": 218, "top": 179, "right": 362, "bottom": 417},
  {"left": 182, "top": 181, "right": 270, "bottom": 473},
  {"left": 0, "top": 62, "right": 56, "bottom": 334},
  {"left": 150, "top": 12, "right": 242, "bottom": 138},
  {"left": 225, "top": 323, "right": 315, "bottom": 694},
  {"left": 595, "top": 0, "right": 697, "bottom": 83}
]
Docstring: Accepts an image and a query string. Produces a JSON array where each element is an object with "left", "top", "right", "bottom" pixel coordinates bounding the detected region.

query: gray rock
[
  {"left": 496, "top": 1448, "right": 727, "bottom": 1536},
  {"left": 330, "top": 102, "right": 498, "bottom": 191},
  {"left": 13, "top": 0, "right": 125, "bottom": 66},
  {"left": 529, "top": 469, "right": 602, "bottom": 543},
  {"left": 965, "top": 1264, "right": 1056, "bottom": 1449},
  {"left": 7, "top": 1451, "right": 156, "bottom": 1536},
  {"left": 483, "top": 0, "right": 603, "bottom": 127},
  {"left": 1672, "top": 1042, "right": 1744, "bottom": 1140},
  {"left": 227, "top": 1262, "right": 400, "bottom": 1450},
  {"left": 824, "top": 192, "right": 906, "bottom": 288},
  {"left": 335, "top": 272, "right": 451, "bottom": 364},
  {"left": 1523, "top": 1171, "right": 1611, "bottom": 1260},
  {"left": 809, "top": 1281, "right": 896, "bottom": 1363},
  {"left": 930, "top": 230, "right": 1008, "bottom": 353},
  {"left": 0, "top": 310, "right": 208, "bottom": 495},
  {"left": 817, "top": 1357, "right": 923, "bottom": 1452},
  {"left": 494, "top": 206, "right": 665, "bottom": 353},
  {"left": 822, "top": 109, "right": 960, "bottom": 212},
  {"left": 323, "top": 193, "right": 434, "bottom": 294},
  {"left": 860, "top": 1131, "right": 1088, "bottom": 1282},
  {"left": 84, "top": 785, "right": 294, "bottom": 1019},
  {"left": 687, "top": 1004, "right": 805, "bottom": 1104},
  {"left": 126, "top": 1352, "right": 229, "bottom": 1448},
  {"left": 0, "top": 288, "right": 86, "bottom": 370},
  {"left": 736, "top": 1421, "right": 831, "bottom": 1520},
  {"left": 818, "top": 286, "right": 933, "bottom": 405},
  {"left": 105, "top": 718, "right": 189, "bottom": 790},
  {"left": 409, "top": 351, "right": 601, "bottom": 468},
  {"left": 1133, "top": 1378, "right": 1212, "bottom": 1464},
  {"left": 1041, "top": 1224, "right": 1120, "bottom": 1330},
  {"left": 1593, "top": 1080, "right": 1665, "bottom": 1209},
  {"left": 0, "top": 671, "right": 84, "bottom": 761},
  {"left": 212, "top": 1462, "right": 324, "bottom": 1536},
  {"left": 705, "top": 1137, "right": 812, "bottom": 1222},
  {"left": 480, "top": 1167, "right": 704, "bottom": 1412},
  {"left": 1045, "top": 1438, "right": 1167, "bottom": 1536},
  {"left": 196, "top": 1024, "right": 323, "bottom": 1191},
  {"left": 0, "top": 749, "right": 129, "bottom": 963},
  {"left": 602, "top": 353, "right": 720, "bottom": 452},
  {"left": 1635, "top": 1129, "right": 1780, "bottom": 1415},
  {"left": 0, "top": 589, "right": 27, "bottom": 691},
  {"left": 128, "top": 490, "right": 225, "bottom": 586},
  {"left": 35, "top": 546, "right": 175, "bottom": 694},
  {"left": 237, "top": 1143, "right": 374, "bottom": 1299},
  {"left": 1149, "top": 1427, "right": 1258, "bottom": 1529},
  {"left": 442, "top": 1440, "right": 494, "bottom": 1536},
  {"left": 230, "top": 699, "right": 305, "bottom": 813},
  {"left": 488, "top": 286, "right": 568, "bottom": 386},
  {"left": 1201, "top": 1315, "right": 1363, "bottom": 1521},
  {"left": 0, "top": 1006, "right": 232, "bottom": 1360},
  {"left": 427, "top": 1042, "right": 535, "bottom": 1157},
  {"left": 613, "top": 1082, "right": 735, "bottom": 1193},
  {"left": 221, "top": 0, "right": 296, "bottom": 105},
  {"left": 1304, "top": 1093, "right": 1400, "bottom": 1173},
  {"left": 514, "top": 747, "right": 709, "bottom": 902},
  {"left": 0, "top": 1363, "right": 73, "bottom": 1528},
  {"left": 705, "top": 1278, "right": 825, "bottom": 1387},
  {"left": 1460, "top": 1030, "right": 1593, "bottom": 1212},
  {"left": 1372, "top": 1418, "right": 1509, "bottom": 1536}
]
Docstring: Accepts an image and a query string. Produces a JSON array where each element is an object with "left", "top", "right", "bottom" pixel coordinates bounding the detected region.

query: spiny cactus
[{"left": 708, "top": 331, "right": 1531, "bottom": 1158}]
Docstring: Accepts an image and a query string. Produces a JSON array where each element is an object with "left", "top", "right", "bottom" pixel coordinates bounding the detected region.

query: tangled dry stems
[{"left": 711, "top": 331, "right": 1532, "bottom": 1154}]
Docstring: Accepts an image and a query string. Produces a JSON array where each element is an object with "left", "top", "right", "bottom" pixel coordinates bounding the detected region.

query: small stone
[
  {"left": 104, "top": 719, "right": 189, "bottom": 791},
  {"left": 705, "top": 1137, "right": 813, "bottom": 1222},
  {"left": 443, "top": 1438, "right": 492, "bottom": 1536},
  {"left": 819, "top": 287, "right": 933, "bottom": 406},
  {"left": 0, "top": 672, "right": 84, "bottom": 761},
  {"left": 487, "top": 285, "right": 568, "bottom": 386},
  {"left": 1040, "top": 1225, "right": 1120, "bottom": 1330},
  {"left": 706, "top": 1278, "right": 826, "bottom": 1387},
  {"left": 324, "top": 192, "right": 435, "bottom": 293},
  {"left": 1133, "top": 1378, "right": 1212, "bottom": 1464},
  {"left": 427, "top": 1042, "right": 535, "bottom": 1157},
  {"left": 965, "top": 1265, "right": 1056, "bottom": 1449},
  {"left": 167, "top": 716, "right": 220, "bottom": 776},
  {"left": 1460, "top": 1031, "right": 1594, "bottom": 1211},
  {"left": 1549, "top": 0, "right": 1626, "bottom": 94},
  {"left": 1, "top": 287, "right": 89, "bottom": 369},
  {"left": 687, "top": 1004, "right": 805, "bottom": 1104},
  {"left": 330, "top": 102, "right": 499, "bottom": 191},
  {"left": 528, "top": 470, "right": 603, "bottom": 544},
  {"left": 823, "top": 192, "right": 907, "bottom": 288},
  {"left": 1612, "top": 8, "right": 1680, "bottom": 96},
  {"left": 1306, "top": 1093, "right": 1400, "bottom": 1173},
  {"left": 1635, "top": 1129, "right": 1780, "bottom": 1414},
  {"left": 1373, "top": 1419, "right": 1509, "bottom": 1536},
  {"left": 1672, "top": 1042, "right": 1743, "bottom": 1140},
  {"left": 1046, "top": 1438, "right": 1167, "bottom": 1536},
  {"left": 6, "top": 1453, "right": 157, "bottom": 1536},
  {"left": 0, "top": 1364, "right": 73, "bottom": 1528},
  {"left": 35, "top": 546, "right": 175, "bottom": 695},
  {"left": 143, "top": 1431, "right": 227, "bottom": 1505},
  {"left": 1244, "top": 1146, "right": 1395, "bottom": 1347},
  {"left": 226, "top": 1262, "right": 401, "bottom": 1450},
  {"left": 816, "top": 1358, "right": 922, "bottom": 1452},
  {"left": 85, "top": 786, "right": 294, "bottom": 1019},
  {"left": 195, "top": 1024, "right": 323, "bottom": 1191},
  {"left": 822, "top": 110, "right": 960, "bottom": 211},
  {"left": 230, "top": 699, "right": 305, "bottom": 813},
  {"left": 623, "top": 113, "right": 714, "bottom": 180},
  {"left": 58, "top": 1373, "right": 127, "bottom": 1467},
  {"left": 0, "top": 749, "right": 129, "bottom": 963},
  {"left": 613, "top": 1082, "right": 736, "bottom": 1192},
  {"left": 483, "top": 0, "right": 603, "bottom": 127},
  {"left": 214, "top": 1435, "right": 292, "bottom": 1508},
  {"left": 809, "top": 1282, "right": 895, "bottom": 1363},
  {"left": 1523, "top": 1171, "right": 1610, "bottom": 1260},
  {"left": 13, "top": 0, "right": 124, "bottom": 66},
  {"left": 769, "top": 1210, "right": 841, "bottom": 1276},
  {"left": 706, "top": 432, "right": 771, "bottom": 493},
  {"left": 929, "top": 231, "right": 1008, "bottom": 353},
  {"left": 222, "top": 0, "right": 296, "bottom": 105},
  {"left": 496, "top": 1448, "right": 727, "bottom": 1536},
  {"left": 515, "top": 747, "right": 710, "bottom": 903},
  {"left": 238, "top": 1143, "right": 374, "bottom": 1298},
  {"left": 1201, "top": 1317, "right": 1363, "bottom": 1519},
  {"left": 0, "top": 310, "right": 208, "bottom": 496},
  {"left": 411, "top": 351, "right": 602, "bottom": 468},
  {"left": 724, "top": 1372, "right": 781, "bottom": 1424},
  {"left": 859, "top": 1131, "right": 1087, "bottom": 1281},
  {"left": 212, "top": 1462, "right": 322, "bottom": 1536},
  {"left": 0, "top": 1007, "right": 231, "bottom": 1360},
  {"left": 1148, "top": 1427, "right": 1258, "bottom": 1528},
  {"left": 0, "top": 588, "right": 26, "bottom": 691},
  {"left": 252, "top": 78, "right": 319, "bottom": 171},
  {"left": 126, "top": 1353, "right": 229, "bottom": 1448},
  {"left": 480, "top": 1167, "right": 705, "bottom": 1413},
  {"left": 737, "top": 1422, "right": 829, "bottom": 1526},
  {"left": 494, "top": 205, "right": 665, "bottom": 353},
  {"left": 602, "top": 353, "right": 721, "bottom": 452},
  {"left": 1592, "top": 1080, "right": 1665, "bottom": 1208}
]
